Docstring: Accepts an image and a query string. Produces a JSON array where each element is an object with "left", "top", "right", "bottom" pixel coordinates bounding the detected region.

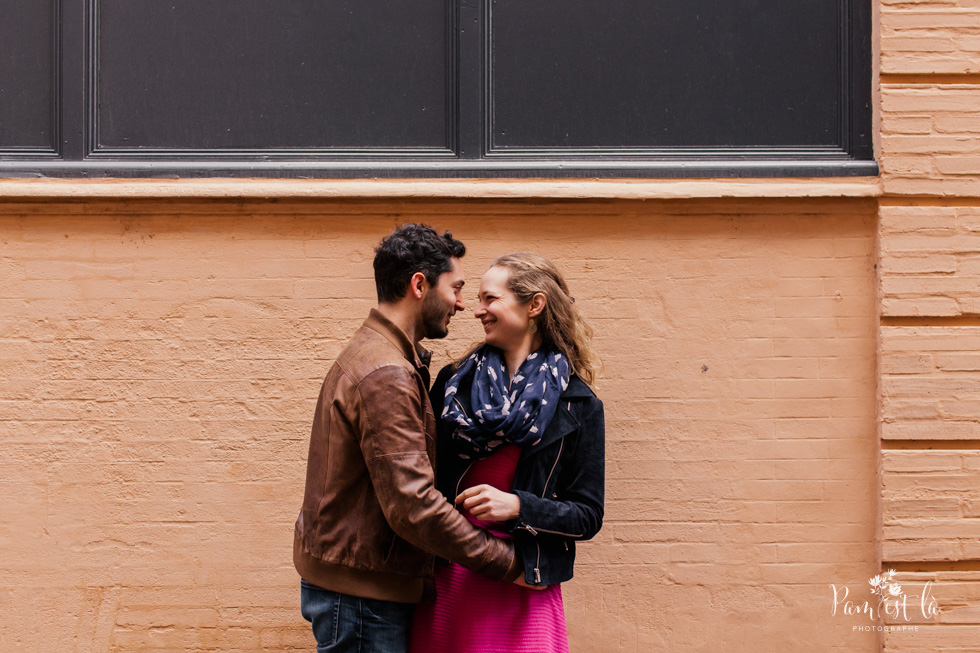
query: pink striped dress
[{"left": 408, "top": 444, "right": 569, "bottom": 653}]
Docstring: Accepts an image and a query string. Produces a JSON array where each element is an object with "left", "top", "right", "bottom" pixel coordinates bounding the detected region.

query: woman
[{"left": 408, "top": 252, "right": 604, "bottom": 653}]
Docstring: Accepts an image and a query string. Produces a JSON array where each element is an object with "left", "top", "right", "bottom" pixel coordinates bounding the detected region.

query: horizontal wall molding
[{"left": 0, "top": 177, "right": 884, "bottom": 201}]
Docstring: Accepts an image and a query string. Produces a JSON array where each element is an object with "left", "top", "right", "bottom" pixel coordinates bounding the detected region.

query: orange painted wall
[{"left": 1, "top": 199, "right": 879, "bottom": 651}]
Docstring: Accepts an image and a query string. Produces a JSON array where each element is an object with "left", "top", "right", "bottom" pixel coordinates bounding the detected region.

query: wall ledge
[{"left": 0, "top": 177, "right": 883, "bottom": 201}]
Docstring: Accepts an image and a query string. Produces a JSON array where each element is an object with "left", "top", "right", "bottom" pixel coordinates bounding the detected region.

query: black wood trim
[
  {"left": 2, "top": 0, "right": 877, "bottom": 177},
  {"left": 482, "top": 0, "right": 874, "bottom": 161},
  {"left": 837, "top": 0, "right": 849, "bottom": 153},
  {"left": 483, "top": 146, "right": 851, "bottom": 159},
  {"left": 85, "top": 0, "right": 98, "bottom": 156},
  {"left": 86, "top": 148, "right": 459, "bottom": 158},
  {"left": 0, "top": 0, "right": 61, "bottom": 156},
  {"left": 59, "top": 0, "right": 85, "bottom": 160},
  {"left": 457, "top": 0, "right": 483, "bottom": 159},
  {"left": 447, "top": 0, "right": 460, "bottom": 156},
  {"left": 848, "top": 0, "right": 874, "bottom": 161},
  {"left": 0, "top": 158, "right": 879, "bottom": 178},
  {"left": 51, "top": 0, "right": 63, "bottom": 155},
  {"left": 86, "top": 0, "right": 458, "bottom": 158}
]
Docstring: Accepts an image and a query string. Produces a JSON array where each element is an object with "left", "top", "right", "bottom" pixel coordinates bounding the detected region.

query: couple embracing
[{"left": 293, "top": 224, "right": 605, "bottom": 652}]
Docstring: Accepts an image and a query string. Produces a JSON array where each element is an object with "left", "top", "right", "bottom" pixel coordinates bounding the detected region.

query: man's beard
[{"left": 421, "top": 293, "right": 449, "bottom": 339}]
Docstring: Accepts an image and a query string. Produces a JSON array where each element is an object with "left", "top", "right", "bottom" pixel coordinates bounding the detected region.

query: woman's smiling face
[{"left": 474, "top": 265, "right": 532, "bottom": 352}]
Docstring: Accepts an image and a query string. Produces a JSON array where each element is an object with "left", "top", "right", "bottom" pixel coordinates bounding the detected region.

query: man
[{"left": 294, "top": 224, "right": 522, "bottom": 652}]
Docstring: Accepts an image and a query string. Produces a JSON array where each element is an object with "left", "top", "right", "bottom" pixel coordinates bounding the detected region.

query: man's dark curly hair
[{"left": 373, "top": 223, "right": 466, "bottom": 303}]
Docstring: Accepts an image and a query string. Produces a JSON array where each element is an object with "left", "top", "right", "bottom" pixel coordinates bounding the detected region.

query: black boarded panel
[
  {"left": 94, "top": 0, "right": 450, "bottom": 151},
  {"left": 489, "top": 0, "right": 842, "bottom": 150},
  {"left": 0, "top": 1, "right": 56, "bottom": 150}
]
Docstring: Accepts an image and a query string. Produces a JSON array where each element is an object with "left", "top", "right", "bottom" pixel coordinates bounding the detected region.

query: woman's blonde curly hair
[{"left": 490, "top": 252, "right": 599, "bottom": 386}]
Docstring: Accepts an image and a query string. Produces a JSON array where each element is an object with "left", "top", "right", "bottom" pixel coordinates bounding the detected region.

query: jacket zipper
[
  {"left": 455, "top": 460, "right": 474, "bottom": 501},
  {"left": 521, "top": 437, "right": 582, "bottom": 536},
  {"left": 452, "top": 396, "right": 475, "bottom": 500},
  {"left": 534, "top": 544, "right": 542, "bottom": 584},
  {"left": 523, "top": 524, "right": 583, "bottom": 538},
  {"left": 542, "top": 437, "right": 564, "bottom": 499},
  {"left": 530, "top": 432, "right": 571, "bottom": 583},
  {"left": 470, "top": 399, "right": 582, "bottom": 583}
]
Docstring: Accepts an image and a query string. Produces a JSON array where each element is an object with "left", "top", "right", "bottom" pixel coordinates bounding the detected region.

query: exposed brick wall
[
  {"left": 879, "top": 0, "right": 980, "bottom": 649},
  {"left": 880, "top": 205, "right": 980, "bottom": 317},
  {"left": 883, "top": 450, "right": 980, "bottom": 558},
  {"left": 0, "top": 199, "right": 879, "bottom": 651},
  {"left": 880, "top": 85, "right": 980, "bottom": 195},
  {"left": 882, "top": 326, "right": 980, "bottom": 440},
  {"left": 881, "top": 2, "right": 980, "bottom": 75}
]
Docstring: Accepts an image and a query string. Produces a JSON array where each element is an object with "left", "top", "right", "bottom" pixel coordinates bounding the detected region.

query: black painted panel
[
  {"left": 94, "top": 0, "right": 450, "bottom": 150},
  {"left": 0, "top": 1, "right": 56, "bottom": 150},
  {"left": 490, "top": 0, "right": 842, "bottom": 150}
]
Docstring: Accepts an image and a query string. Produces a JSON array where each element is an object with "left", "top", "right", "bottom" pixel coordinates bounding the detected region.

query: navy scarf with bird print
[{"left": 442, "top": 344, "right": 571, "bottom": 459}]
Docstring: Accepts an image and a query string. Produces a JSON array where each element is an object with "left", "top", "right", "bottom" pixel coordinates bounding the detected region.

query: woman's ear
[
  {"left": 528, "top": 292, "right": 547, "bottom": 318},
  {"left": 410, "top": 272, "right": 427, "bottom": 300}
]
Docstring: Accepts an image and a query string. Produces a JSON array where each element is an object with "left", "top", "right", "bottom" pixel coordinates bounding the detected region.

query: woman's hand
[{"left": 455, "top": 484, "right": 521, "bottom": 521}]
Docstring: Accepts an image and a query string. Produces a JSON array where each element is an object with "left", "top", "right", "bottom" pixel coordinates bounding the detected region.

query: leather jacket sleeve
[
  {"left": 353, "top": 364, "right": 520, "bottom": 581},
  {"left": 513, "top": 397, "right": 605, "bottom": 541}
]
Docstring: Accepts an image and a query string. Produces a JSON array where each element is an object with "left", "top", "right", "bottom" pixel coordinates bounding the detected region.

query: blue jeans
[{"left": 300, "top": 580, "right": 415, "bottom": 653}]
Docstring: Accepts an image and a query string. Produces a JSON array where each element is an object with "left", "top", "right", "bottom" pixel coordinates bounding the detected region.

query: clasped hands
[
  {"left": 455, "top": 484, "right": 547, "bottom": 590},
  {"left": 455, "top": 483, "right": 521, "bottom": 522}
]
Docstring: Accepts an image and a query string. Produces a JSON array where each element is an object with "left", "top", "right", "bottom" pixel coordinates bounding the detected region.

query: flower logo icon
[{"left": 869, "top": 569, "right": 903, "bottom": 599}]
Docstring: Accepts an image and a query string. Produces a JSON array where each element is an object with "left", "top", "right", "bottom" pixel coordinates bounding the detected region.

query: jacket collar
[
  {"left": 523, "top": 377, "right": 592, "bottom": 452},
  {"left": 363, "top": 308, "right": 432, "bottom": 370},
  {"left": 562, "top": 375, "right": 594, "bottom": 399},
  {"left": 524, "top": 402, "right": 578, "bottom": 453}
]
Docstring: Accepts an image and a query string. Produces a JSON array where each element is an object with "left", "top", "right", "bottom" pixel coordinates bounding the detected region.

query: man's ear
[
  {"left": 528, "top": 292, "right": 547, "bottom": 318},
  {"left": 409, "top": 272, "right": 428, "bottom": 300}
]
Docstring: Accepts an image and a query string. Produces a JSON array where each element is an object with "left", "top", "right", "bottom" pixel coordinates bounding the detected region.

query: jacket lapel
[
  {"left": 520, "top": 376, "right": 592, "bottom": 455},
  {"left": 522, "top": 401, "right": 578, "bottom": 455}
]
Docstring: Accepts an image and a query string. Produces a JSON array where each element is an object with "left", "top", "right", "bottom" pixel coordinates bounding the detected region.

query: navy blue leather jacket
[{"left": 432, "top": 363, "right": 605, "bottom": 586}]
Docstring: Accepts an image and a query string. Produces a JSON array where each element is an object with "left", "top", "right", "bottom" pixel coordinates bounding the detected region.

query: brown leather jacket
[{"left": 293, "top": 309, "right": 518, "bottom": 603}]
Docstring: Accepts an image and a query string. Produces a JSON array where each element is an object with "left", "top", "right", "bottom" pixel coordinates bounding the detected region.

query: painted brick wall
[
  {"left": 0, "top": 199, "right": 879, "bottom": 651},
  {"left": 879, "top": 0, "right": 980, "bottom": 649}
]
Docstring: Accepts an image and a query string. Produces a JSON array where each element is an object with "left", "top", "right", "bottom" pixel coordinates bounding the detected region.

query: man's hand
[
  {"left": 513, "top": 575, "right": 549, "bottom": 591},
  {"left": 455, "top": 484, "right": 521, "bottom": 521}
]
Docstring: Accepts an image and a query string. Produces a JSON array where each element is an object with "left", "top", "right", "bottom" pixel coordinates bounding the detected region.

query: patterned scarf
[{"left": 442, "top": 344, "right": 571, "bottom": 459}]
